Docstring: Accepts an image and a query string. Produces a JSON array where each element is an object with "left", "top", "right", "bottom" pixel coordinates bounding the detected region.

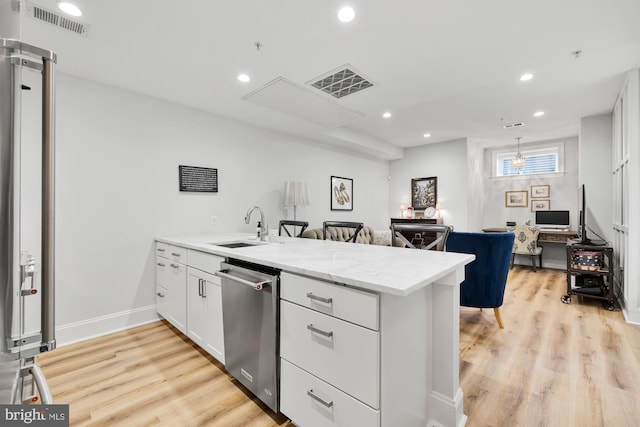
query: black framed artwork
[
  {"left": 411, "top": 176, "right": 437, "bottom": 210},
  {"left": 330, "top": 176, "right": 353, "bottom": 211}
]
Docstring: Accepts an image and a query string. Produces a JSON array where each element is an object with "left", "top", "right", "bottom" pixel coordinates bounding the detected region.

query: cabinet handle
[
  {"left": 307, "top": 324, "right": 333, "bottom": 338},
  {"left": 171, "top": 252, "right": 181, "bottom": 257},
  {"left": 157, "top": 248, "right": 165, "bottom": 252},
  {"left": 157, "top": 292, "right": 165, "bottom": 298},
  {"left": 201, "top": 279, "right": 206, "bottom": 298},
  {"left": 170, "top": 264, "right": 180, "bottom": 269},
  {"left": 306, "top": 389, "right": 333, "bottom": 408},
  {"left": 306, "top": 292, "right": 333, "bottom": 304},
  {"left": 157, "top": 262, "right": 165, "bottom": 267}
]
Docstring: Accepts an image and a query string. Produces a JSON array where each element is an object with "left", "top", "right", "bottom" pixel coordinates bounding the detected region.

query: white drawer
[
  {"left": 281, "top": 272, "right": 379, "bottom": 330},
  {"left": 156, "top": 242, "right": 169, "bottom": 257},
  {"left": 156, "top": 256, "right": 186, "bottom": 289},
  {"left": 156, "top": 242, "right": 187, "bottom": 263},
  {"left": 281, "top": 359, "right": 380, "bottom": 427},
  {"left": 187, "top": 250, "right": 224, "bottom": 274},
  {"left": 280, "top": 300, "right": 379, "bottom": 408}
]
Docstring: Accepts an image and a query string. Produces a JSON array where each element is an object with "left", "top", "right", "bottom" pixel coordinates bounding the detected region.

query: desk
[
  {"left": 482, "top": 228, "right": 577, "bottom": 269},
  {"left": 482, "top": 228, "right": 576, "bottom": 243}
]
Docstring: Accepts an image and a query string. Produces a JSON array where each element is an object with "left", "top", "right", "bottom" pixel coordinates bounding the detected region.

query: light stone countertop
[{"left": 156, "top": 232, "right": 475, "bottom": 296}]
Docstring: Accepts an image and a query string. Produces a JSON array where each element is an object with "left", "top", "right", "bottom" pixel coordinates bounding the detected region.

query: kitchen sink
[{"left": 211, "top": 241, "right": 261, "bottom": 248}]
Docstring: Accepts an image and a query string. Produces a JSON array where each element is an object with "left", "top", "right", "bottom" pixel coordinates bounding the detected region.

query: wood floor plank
[{"left": 39, "top": 267, "right": 640, "bottom": 426}]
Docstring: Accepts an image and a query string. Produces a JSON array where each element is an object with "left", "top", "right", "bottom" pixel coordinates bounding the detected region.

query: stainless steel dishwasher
[{"left": 215, "top": 259, "right": 280, "bottom": 412}]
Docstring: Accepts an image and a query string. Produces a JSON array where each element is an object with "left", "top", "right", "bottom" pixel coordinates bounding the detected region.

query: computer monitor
[{"left": 535, "top": 210, "right": 570, "bottom": 229}]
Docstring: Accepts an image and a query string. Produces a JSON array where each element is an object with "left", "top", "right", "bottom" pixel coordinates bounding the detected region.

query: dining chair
[
  {"left": 278, "top": 220, "right": 309, "bottom": 238},
  {"left": 390, "top": 223, "right": 453, "bottom": 250},
  {"left": 322, "top": 221, "right": 364, "bottom": 243}
]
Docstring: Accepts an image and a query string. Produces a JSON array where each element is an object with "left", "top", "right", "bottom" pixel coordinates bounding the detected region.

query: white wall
[
  {"left": 388, "top": 138, "right": 468, "bottom": 231},
  {"left": 481, "top": 137, "right": 579, "bottom": 229},
  {"left": 579, "top": 113, "right": 613, "bottom": 242},
  {"left": 472, "top": 137, "right": 579, "bottom": 269},
  {"left": 25, "top": 73, "right": 390, "bottom": 344}
]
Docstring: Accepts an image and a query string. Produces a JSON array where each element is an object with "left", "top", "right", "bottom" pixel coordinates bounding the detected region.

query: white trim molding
[{"left": 54, "top": 305, "right": 161, "bottom": 347}]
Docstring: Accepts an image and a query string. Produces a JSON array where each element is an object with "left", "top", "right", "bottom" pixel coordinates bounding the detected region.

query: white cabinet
[
  {"left": 280, "top": 272, "right": 381, "bottom": 426},
  {"left": 187, "top": 267, "right": 225, "bottom": 364},
  {"left": 186, "top": 250, "right": 225, "bottom": 364},
  {"left": 280, "top": 359, "right": 380, "bottom": 427},
  {"left": 156, "top": 243, "right": 225, "bottom": 363},
  {"left": 155, "top": 244, "right": 187, "bottom": 333}
]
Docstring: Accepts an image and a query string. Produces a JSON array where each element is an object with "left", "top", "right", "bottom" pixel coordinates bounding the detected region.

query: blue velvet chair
[{"left": 446, "top": 231, "right": 515, "bottom": 328}]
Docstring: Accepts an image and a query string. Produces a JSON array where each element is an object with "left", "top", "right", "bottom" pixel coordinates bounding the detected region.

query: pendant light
[{"left": 512, "top": 137, "right": 526, "bottom": 171}]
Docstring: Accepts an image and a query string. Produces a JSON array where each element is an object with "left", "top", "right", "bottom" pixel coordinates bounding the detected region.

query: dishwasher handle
[{"left": 215, "top": 269, "right": 271, "bottom": 291}]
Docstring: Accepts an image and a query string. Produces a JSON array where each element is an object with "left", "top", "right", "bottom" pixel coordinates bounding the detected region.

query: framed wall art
[
  {"left": 531, "top": 199, "right": 550, "bottom": 212},
  {"left": 531, "top": 184, "right": 550, "bottom": 198},
  {"left": 330, "top": 176, "right": 353, "bottom": 211},
  {"left": 411, "top": 176, "right": 437, "bottom": 210},
  {"left": 505, "top": 190, "right": 528, "bottom": 207}
]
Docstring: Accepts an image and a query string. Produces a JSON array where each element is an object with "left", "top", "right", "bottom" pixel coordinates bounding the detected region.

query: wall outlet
[{"left": 211, "top": 215, "right": 218, "bottom": 225}]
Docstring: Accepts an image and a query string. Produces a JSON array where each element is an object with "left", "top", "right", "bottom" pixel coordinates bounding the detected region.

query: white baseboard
[
  {"left": 622, "top": 306, "right": 640, "bottom": 326},
  {"left": 54, "top": 305, "right": 161, "bottom": 347}
]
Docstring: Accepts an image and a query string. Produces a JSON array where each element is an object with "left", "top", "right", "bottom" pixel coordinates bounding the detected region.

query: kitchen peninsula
[{"left": 156, "top": 233, "right": 474, "bottom": 427}]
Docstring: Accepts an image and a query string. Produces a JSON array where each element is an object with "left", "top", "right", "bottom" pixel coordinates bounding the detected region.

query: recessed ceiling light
[
  {"left": 57, "top": 2, "right": 82, "bottom": 17},
  {"left": 338, "top": 6, "right": 355, "bottom": 22},
  {"left": 520, "top": 73, "right": 534, "bottom": 81},
  {"left": 382, "top": 112, "right": 392, "bottom": 119},
  {"left": 534, "top": 111, "right": 545, "bottom": 117},
  {"left": 237, "top": 73, "right": 251, "bottom": 83},
  {"left": 423, "top": 133, "right": 431, "bottom": 138}
]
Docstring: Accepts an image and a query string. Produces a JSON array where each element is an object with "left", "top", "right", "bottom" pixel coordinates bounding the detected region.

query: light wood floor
[{"left": 39, "top": 267, "right": 640, "bottom": 426}]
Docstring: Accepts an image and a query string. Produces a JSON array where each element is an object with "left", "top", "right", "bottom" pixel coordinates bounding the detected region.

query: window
[{"left": 493, "top": 141, "right": 564, "bottom": 177}]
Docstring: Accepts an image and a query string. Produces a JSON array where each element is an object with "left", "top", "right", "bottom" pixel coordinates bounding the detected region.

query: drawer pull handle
[
  {"left": 307, "top": 389, "right": 333, "bottom": 408},
  {"left": 156, "top": 292, "right": 165, "bottom": 298},
  {"left": 171, "top": 252, "right": 181, "bottom": 257},
  {"left": 170, "top": 263, "right": 180, "bottom": 269},
  {"left": 157, "top": 262, "right": 165, "bottom": 267},
  {"left": 306, "top": 292, "right": 332, "bottom": 304},
  {"left": 307, "top": 324, "right": 333, "bottom": 338},
  {"left": 157, "top": 248, "right": 166, "bottom": 252}
]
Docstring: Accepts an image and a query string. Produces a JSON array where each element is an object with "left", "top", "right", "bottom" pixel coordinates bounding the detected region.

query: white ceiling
[{"left": 18, "top": 0, "right": 640, "bottom": 160}]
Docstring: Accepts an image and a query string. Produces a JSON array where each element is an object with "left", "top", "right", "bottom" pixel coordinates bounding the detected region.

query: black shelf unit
[{"left": 562, "top": 240, "right": 615, "bottom": 310}]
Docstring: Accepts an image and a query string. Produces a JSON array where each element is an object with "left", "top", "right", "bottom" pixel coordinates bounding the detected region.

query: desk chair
[
  {"left": 447, "top": 231, "right": 515, "bottom": 329},
  {"left": 390, "top": 223, "right": 453, "bottom": 250},
  {"left": 279, "top": 220, "right": 309, "bottom": 238},
  {"left": 511, "top": 225, "right": 543, "bottom": 271},
  {"left": 322, "top": 221, "right": 364, "bottom": 243}
]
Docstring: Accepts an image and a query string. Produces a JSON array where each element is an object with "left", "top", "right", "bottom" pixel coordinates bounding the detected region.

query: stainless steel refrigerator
[{"left": 1, "top": 37, "right": 56, "bottom": 404}]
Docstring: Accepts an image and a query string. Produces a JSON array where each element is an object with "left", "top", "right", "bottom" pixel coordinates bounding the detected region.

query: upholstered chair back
[
  {"left": 512, "top": 225, "right": 540, "bottom": 255},
  {"left": 447, "top": 231, "right": 515, "bottom": 311}
]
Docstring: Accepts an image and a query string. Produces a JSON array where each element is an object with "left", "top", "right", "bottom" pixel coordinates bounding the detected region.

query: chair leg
[
  {"left": 531, "top": 255, "right": 537, "bottom": 272},
  {"left": 510, "top": 253, "right": 515, "bottom": 269},
  {"left": 493, "top": 307, "right": 504, "bottom": 329},
  {"left": 539, "top": 253, "right": 543, "bottom": 269}
]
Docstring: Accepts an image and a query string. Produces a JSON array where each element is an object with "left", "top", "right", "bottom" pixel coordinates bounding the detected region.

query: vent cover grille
[
  {"left": 26, "top": 1, "right": 90, "bottom": 36},
  {"left": 310, "top": 66, "right": 373, "bottom": 98},
  {"left": 502, "top": 122, "right": 525, "bottom": 129}
]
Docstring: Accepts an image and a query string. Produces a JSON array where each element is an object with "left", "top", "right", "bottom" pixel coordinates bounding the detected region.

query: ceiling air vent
[
  {"left": 310, "top": 65, "right": 374, "bottom": 98},
  {"left": 26, "top": 1, "right": 90, "bottom": 36},
  {"left": 502, "top": 122, "right": 525, "bottom": 129}
]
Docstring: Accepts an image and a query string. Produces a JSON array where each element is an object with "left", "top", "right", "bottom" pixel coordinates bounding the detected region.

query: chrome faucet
[{"left": 245, "top": 206, "right": 267, "bottom": 241}]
